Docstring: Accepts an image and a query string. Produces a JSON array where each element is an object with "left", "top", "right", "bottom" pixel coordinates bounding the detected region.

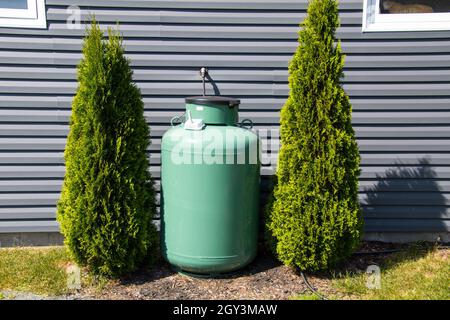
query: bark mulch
[
  {"left": 74, "top": 242, "right": 410, "bottom": 300},
  {"left": 77, "top": 248, "right": 309, "bottom": 300}
]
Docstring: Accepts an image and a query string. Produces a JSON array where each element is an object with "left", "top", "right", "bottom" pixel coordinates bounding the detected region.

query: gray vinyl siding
[{"left": 0, "top": 0, "right": 449, "bottom": 235}]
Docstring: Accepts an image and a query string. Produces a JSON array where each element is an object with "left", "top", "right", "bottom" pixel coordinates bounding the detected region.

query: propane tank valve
[{"left": 199, "top": 67, "right": 208, "bottom": 96}]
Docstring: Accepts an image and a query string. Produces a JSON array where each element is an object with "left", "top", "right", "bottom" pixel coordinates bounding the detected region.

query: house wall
[{"left": 0, "top": 0, "right": 449, "bottom": 243}]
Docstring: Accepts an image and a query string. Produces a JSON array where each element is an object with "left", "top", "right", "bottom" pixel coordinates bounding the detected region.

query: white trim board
[
  {"left": 0, "top": 0, "right": 46, "bottom": 29},
  {"left": 363, "top": 0, "right": 450, "bottom": 32}
]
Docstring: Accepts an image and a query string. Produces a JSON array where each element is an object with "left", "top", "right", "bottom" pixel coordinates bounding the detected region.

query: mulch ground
[
  {"left": 78, "top": 249, "right": 308, "bottom": 300},
  {"left": 74, "top": 242, "right": 407, "bottom": 300}
]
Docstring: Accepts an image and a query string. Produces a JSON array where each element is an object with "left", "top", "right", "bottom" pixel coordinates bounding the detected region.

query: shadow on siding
[{"left": 363, "top": 157, "right": 447, "bottom": 232}]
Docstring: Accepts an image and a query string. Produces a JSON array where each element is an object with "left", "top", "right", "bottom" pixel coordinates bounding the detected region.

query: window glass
[
  {"left": 380, "top": 0, "right": 450, "bottom": 14},
  {"left": 0, "top": 0, "right": 28, "bottom": 10}
]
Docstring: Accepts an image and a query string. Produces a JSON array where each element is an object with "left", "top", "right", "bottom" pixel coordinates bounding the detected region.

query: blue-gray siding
[{"left": 0, "top": 0, "right": 449, "bottom": 235}]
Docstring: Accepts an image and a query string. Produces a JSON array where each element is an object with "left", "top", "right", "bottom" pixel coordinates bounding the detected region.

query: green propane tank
[{"left": 161, "top": 95, "right": 260, "bottom": 276}]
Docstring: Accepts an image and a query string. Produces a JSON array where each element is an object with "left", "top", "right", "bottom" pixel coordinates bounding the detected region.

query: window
[
  {"left": 0, "top": 0, "right": 46, "bottom": 28},
  {"left": 363, "top": 0, "right": 450, "bottom": 32}
]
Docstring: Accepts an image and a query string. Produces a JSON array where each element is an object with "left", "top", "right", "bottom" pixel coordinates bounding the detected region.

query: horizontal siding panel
[
  {"left": 0, "top": 166, "right": 66, "bottom": 178},
  {"left": 1, "top": 96, "right": 450, "bottom": 112},
  {"left": 0, "top": 196, "right": 448, "bottom": 221},
  {"left": 148, "top": 153, "right": 450, "bottom": 166},
  {"left": 360, "top": 167, "right": 450, "bottom": 179},
  {"left": 47, "top": 8, "right": 327, "bottom": 25},
  {"left": 0, "top": 220, "right": 59, "bottom": 233},
  {"left": 3, "top": 50, "right": 450, "bottom": 69},
  {"left": 360, "top": 193, "right": 450, "bottom": 206},
  {"left": 0, "top": 24, "right": 299, "bottom": 38},
  {"left": 344, "top": 55, "right": 450, "bottom": 68},
  {"left": 0, "top": 96, "right": 62, "bottom": 109},
  {"left": 352, "top": 112, "right": 450, "bottom": 125},
  {"left": 343, "top": 41, "right": 450, "bottom": 54},
  {"left": 0, "top": 181, "right": 62, "bottom": 192},
  {"left": 2, "top": 67, "right": 450, "bottom": 84},
  {"left": 359, "top": 153, "right": 450, "bottom": 165},
  {"left": 2, "top": 177, "right": 450, "bottom": 193},
  {"left": 141, "top": 152, "right": 450, "bottom": 167},
  {"left": 0, "top": 110, "right": 67, "bottom": 122},
  {"left": 1, "top": 124, "right": 450, "bottom": 139},
  {"left": 0, "top": 207, "right": 56, "bottom": 220},
  {"left": 0, "top": 37, "right": 299, "bottom": 53},
  {"left": 2, "top": 137, "right": 449, "bottom": 153},
  {"left": 4, "top": 37, "right": 450, "bottom": 55},
  {"left": 0, "top": 152, "right": 64, "bottom": 164},
  {"left": 364, "top": 219, "right": 450, "bottom": 233},
  {"left": 0, "top": 51, "right": 292, "bottom": 68},
  {"left": 0, "top": 81, "right": 283, "bottom": 96},
  {"left": 363, "top": 207, "right": 450, "bottom": 220},
  {"left": 45, "top": 0, "right": 363, "bottom": 10},
  {"left": 357, "top": 140, "right": 450, "bottom": 152},
  {"left": 0, "top": 37, "right": 54, "bottom": 51},
  {"left": 0, "top": 110, "right": 450, "bottom": 126},
  {"left": 338, "top": 27, "right": 450, "bottom": 40},
  {"left": 261, "top": 166, "right": 450, "bottom": 179},
  {"left": 0, "top": 125, "right": 68, "bottom": 137},
  {"left": 1, "top": 151, "right": 449, "bottom": 167},
  {"left": 351, "top": 98, "right": 450, "bottom": 111},
  {"left": 0, "top": 166, "right": 160, "bottom": 178},
  {"left": 0, "top": 138, "right": 66, "bottom": 150},
  {"left": 0, "top": 192, "right": 161, "bottom": 208},
  {"left": 3, "top": 81, "right": 450, "bottom": 97},
  {"left": 360, "top": 180, "right": 450, "bottom": 192},
  {"left": 0, "top": 193, "right": 59, "bottom": 206},
  {"left": 0, "top": 124, "right": 163, "bottom": 137},
  {"left": 0, "top": 194, "right": 448, "bottom": 219},
  {"left": 47, "top": 8, "right": 308, "bottom": 25},
  {"left": 344, "top": 70, "right": 450, "bottom": 83},
  {"left": 2, "top": 23, "right": 450, "bottom": 40},
  {"left": 355, "top": 126, "right": 450, "bottom": 138},
  {"left": 345, "top": 84, "right": 450, "bottom": 97}
]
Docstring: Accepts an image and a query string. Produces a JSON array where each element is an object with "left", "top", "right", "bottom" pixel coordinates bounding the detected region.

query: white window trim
[
  {"left": 0, "top": 0, "right": 46, "bottom": 29},
  {"left": 363, "top": 0, "right": 450, "bottom": 32}
]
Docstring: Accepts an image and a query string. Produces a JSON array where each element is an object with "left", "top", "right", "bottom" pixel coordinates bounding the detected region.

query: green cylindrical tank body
[{"left": 161, "top": 96, "right": 260, "bottom": 276}]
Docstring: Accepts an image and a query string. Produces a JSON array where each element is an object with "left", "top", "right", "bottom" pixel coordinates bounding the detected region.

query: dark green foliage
[
  {"left": 57, "top": 20, "right": 157, "bottom": 277},
  {"left": 266, "top": 0, "right": 363, "bottom": 271}
]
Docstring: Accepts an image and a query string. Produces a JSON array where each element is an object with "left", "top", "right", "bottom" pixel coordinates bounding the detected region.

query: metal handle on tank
[
  {"left": 170, "top": 113, "right": 186, "bottom": 127},
  {"left": 239, "top": 118, "right": 253, "bottom": 130}
]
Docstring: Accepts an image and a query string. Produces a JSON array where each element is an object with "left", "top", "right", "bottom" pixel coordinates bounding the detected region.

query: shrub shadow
[
  {"left": 363, "top": 157, "right": 447, "bottom": 224},
  {"left": 321, "top": 156, "right": 447, "bottom": 279}
]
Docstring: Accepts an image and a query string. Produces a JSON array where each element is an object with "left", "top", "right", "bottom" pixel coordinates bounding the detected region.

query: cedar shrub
[
  {"left": 57, "top": 20, "right": 157, "bottom": 277},
  {"left": 266, "top": 0, "right": 363, "bottom": 271}
]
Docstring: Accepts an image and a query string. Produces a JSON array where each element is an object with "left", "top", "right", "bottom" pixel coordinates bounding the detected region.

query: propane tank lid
[{"left": 185, "top": 96, "right": 240, "bottom": 108}]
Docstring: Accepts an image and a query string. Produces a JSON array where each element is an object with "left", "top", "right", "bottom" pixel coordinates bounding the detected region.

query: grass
[
  {"left": 0, "top": 246, "right": 113, "bottom": 298},
  {"left": 290, "top": 293, "right": 321, "bottom": 300},
  {"left": 331, "top": 246, "right": 450, "bottom": 300},
  {"left": 0, "top": 246, "right": 71, "bottom": 296}
]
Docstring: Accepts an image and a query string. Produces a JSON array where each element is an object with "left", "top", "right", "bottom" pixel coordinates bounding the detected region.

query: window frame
[
  {"left": 363, "top": 0, "right": 450, "bottom": 32},
  {"left": 0, "top": 0, "right": 46, "bottom": 29}
]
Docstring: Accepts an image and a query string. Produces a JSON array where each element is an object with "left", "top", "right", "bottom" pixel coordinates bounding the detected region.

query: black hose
[{"left": 300, "top": 271, "right": 328, "bottom": 300}]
